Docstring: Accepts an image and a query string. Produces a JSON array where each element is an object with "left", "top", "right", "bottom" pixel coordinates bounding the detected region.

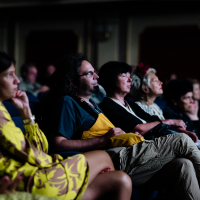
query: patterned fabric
[
  {"left": 135, "top": 101, "right": 165, "bottom": 120},
  {"left": 0, "top": 191, "right": 58, "bottom": 200},
  {"left": 0, "top": 102, "right": 89, "bottom": 200}
]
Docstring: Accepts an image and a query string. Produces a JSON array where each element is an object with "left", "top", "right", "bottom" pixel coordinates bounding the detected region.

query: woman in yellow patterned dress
[{"left": 0, "top": 51, "right": 132, "bottom": 200}]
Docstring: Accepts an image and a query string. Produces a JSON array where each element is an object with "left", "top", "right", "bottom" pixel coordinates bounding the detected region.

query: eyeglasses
[{"left": 78, "top": 71, "right": 98, "bottom": 78}]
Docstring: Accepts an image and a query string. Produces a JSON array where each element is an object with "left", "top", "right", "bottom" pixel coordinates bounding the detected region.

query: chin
[{"left": 93, "top": 85, "right": 100, "bottom": 93}]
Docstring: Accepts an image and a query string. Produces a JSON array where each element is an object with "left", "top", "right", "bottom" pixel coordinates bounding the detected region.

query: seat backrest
[
  {"left": 3, "top": 101, "right": 20, "bottom": 116},
  {"left": 12, "top": 116, "right": 25, "bottom": 132}
]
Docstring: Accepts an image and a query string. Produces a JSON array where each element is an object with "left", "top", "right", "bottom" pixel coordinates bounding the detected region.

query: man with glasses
[
  {"left": 19, "top": 63, "right": 50, "bottom": 97},
  {"left": 42, "top": 55, "right": 200, "bottom": 200}
]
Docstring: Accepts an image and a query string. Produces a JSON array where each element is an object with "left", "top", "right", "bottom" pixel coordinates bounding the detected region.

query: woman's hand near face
[
  {"left": 162, "top": 119, "right": 186, "bottom": 130},
  {"left": 11, "top": 90, "right": 29, "bottom": 110},
  {"left": 11, "top": 90, "right": 34, "bottom": 123}
]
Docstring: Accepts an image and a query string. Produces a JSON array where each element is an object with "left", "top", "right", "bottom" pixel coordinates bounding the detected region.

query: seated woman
[
  {"left": 98, "top": 61, "right": 197, "bottom": 141},
  {"left": 130, "top": 63, "right": 165, "bottom": 120},
  {"left": 163, "top": 79, "right": 199, "bottom": 138},
  {"left": 0, "top": 51, "right": 132, "bottom": 200}
]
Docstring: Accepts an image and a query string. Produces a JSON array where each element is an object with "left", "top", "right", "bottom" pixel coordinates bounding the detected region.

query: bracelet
[{"left": 22, "top": 115, "right": 35, "bottom": 124}]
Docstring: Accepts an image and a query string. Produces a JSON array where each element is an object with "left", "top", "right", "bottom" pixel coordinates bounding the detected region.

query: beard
[{"left": 93, "top": 85, "right": 100, "bottom": 93}]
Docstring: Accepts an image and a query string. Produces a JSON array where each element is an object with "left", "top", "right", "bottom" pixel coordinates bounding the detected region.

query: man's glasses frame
[{"left": 78, "top": 71, "right": 98, "bottom": 78}]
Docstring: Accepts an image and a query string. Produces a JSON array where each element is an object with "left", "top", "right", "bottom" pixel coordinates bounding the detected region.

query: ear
[
  {"left": 142, "top": 86, "right": 149, "bottom": 94},
  {"left": 70, "top": 80, "right": 77, "bottom": 88}
]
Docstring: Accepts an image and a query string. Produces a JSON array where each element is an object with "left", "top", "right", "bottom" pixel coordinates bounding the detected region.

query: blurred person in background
[
  {"left": 163, "top": 72, "right": 177, "bottom": 88},
  {"left": 19, "top": 63, "right": 50, "bottom": 97},
  {"left": 42, "top": 64, "right": 56, "bottom": 88},
  {"left": 186, "top": 79, "right": 200, "bottom": 134},
  {"left": 163, "top": 79, "right": 199, "bottom": 138}
]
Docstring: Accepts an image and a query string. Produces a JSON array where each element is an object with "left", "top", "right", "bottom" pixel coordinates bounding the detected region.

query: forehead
[
  {"left": 193, "top": 83, "right": 200, "bottom": 89},
  {"left": 0, "top": 63, "right": 15, "bottom": 76},
  {"left": 149, "top": 72, "right": 157, "bottom": 80},
  {"left": 79, "top": 60, "right": 94, "bottom": 73},
  {"left": 182, "top": 92, "right": 193, "bottom": 98},
  {"left": 29, "top": 66, "right": 37, "bottom": 72}
]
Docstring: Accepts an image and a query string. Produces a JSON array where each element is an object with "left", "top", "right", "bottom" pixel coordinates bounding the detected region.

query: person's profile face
[
  {"left": 193, "top": 83, "right": 200, "bottom": 100},
  {"left": 116, "top": 72, "right": 131, "bottom": 95},
  {"left": 47, "top": 65, "right": 56, "bottom": 76},
  {"left": 26, "top": 66, "right": 38, "bottom": 84},
  {"left": 178, "top": 92, "right": 194, "bottom": 113},
  {"left": 0, "top": 64, "right": 20, "bottom": 101},
  {"left": 148, "top": 73, "right": 163, "bottom": 97},
  {"left": 76, "top": 60, "right": 99, "bottom": 95}
]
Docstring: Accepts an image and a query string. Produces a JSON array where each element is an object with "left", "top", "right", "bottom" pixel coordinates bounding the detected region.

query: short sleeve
[{"left": 50, "top": 96, "right": 95, "bottom": 139}]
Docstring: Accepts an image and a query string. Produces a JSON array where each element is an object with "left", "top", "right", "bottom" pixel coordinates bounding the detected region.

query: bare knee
[
  {"left": 83, "top": 150, "right": 114, "bottom": 170},
  {"left": 117, "top": 171, "right": 132, "bottom": 189}
]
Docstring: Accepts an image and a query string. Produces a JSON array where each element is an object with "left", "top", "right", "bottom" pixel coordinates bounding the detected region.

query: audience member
[
  {"left": 98, "top": 61, "right": 196, "bottom": 140},
  {"left": 19, "top": 63, "right": 50, "bottom": 97},
  {"left": 163, "top": 72, "right": 177, "bottom": 88},
  {"left": 0, "top": 51, "right": 132, "bottom": 200},
  {"left": 189, "top": 78, "right": 200, "bottom": 100},
  {"left": 42, "top": 64, "right": 56, "bottom": 88},
  {"left": 41, "top": 55, "right": 200, "bottom": 199},
  {"left": 131, "top": 63, "right": 165, "bottom": 119},
  {"left": 163, "top": 79, "right": 199, "bottom": 138}
]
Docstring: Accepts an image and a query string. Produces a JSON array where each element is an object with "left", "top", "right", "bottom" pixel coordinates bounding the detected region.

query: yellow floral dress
[{"left": 0, "top": 102, "right": 89, "bottom": 200}]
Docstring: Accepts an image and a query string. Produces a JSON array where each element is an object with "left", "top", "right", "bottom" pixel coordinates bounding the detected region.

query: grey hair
[{"left": 130, "top": 68, "right": 156, "bottom": 100}]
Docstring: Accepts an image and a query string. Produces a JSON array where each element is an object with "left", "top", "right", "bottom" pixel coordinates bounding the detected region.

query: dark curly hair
[
  {"left": 52, "top": 54, "right": 87, "bottom": 99},
  {"left": 39, "top": 54, "right": 87, "bottom": 134}
]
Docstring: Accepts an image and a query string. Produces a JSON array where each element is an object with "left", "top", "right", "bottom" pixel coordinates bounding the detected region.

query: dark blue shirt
[{"left": 50, "top": 96, "right": 96, "bottom": 139}]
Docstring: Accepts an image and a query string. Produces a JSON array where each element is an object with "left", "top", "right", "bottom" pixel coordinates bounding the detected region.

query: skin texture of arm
[
  {"left": 162, "top": 119, "right": 186, "bottom": 130},
  {"left": 52, "top": 127, "right": 125, "bottom": 152},
  {"left": 133, "top": 121, "right": 161, "bottom": 136}
]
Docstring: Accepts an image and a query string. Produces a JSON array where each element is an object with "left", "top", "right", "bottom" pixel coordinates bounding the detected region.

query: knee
[
  {"left": 174, "top": 133, "right": 193, "bottom": 144},
  {"left": 115, "top": 171, "right": 132, "bottom": 190},
  {"left": 174, "top": 158, "right": 194, "bottom": 174}
]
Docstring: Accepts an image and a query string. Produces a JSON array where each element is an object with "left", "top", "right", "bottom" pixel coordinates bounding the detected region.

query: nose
[
  {"left": 190, "top": 97, "right": 195, "bottom": 103},
  {"left": 128, "top": 76, "right": 132, "bottom": 82},
  {"left": 14, "top": 75, "right": 20, "bottom": 84},
  {"left": 94, "top": 72, "right": 99, "bottom": 79}
]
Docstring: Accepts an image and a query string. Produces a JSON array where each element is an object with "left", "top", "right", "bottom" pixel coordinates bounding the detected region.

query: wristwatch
[{"left": 23, "top": 115, "right": 35, "bottom": 124}]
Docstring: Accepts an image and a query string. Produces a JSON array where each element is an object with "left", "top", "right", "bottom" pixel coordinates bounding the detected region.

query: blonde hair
[{"left": 131, "top": 68, "right": 156, "bottom": 101}]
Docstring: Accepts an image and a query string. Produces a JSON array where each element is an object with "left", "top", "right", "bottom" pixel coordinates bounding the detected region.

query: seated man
[
  {"left": 42, "top": 55, "right": 200, "bottom": 200},
  {"left": 19, "top": 63, "right": 50, "bottom": 97}
]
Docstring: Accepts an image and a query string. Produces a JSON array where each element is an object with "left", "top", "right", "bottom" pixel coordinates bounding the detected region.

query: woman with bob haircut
[
  {"left": 0, "top": 51, "right": 132, "bottom": 200},
  {"left": 98, "top": 61, "right": 197, "bottom": 141}
]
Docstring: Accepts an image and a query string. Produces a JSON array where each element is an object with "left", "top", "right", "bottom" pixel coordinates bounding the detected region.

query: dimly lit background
[{"left": 1, "top": 0, "right": 200, "bottom": 82}]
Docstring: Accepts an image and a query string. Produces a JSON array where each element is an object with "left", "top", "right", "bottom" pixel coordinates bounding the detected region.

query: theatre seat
[{"left": 12, "top": 116, "right": 25, "bottom": 132}]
